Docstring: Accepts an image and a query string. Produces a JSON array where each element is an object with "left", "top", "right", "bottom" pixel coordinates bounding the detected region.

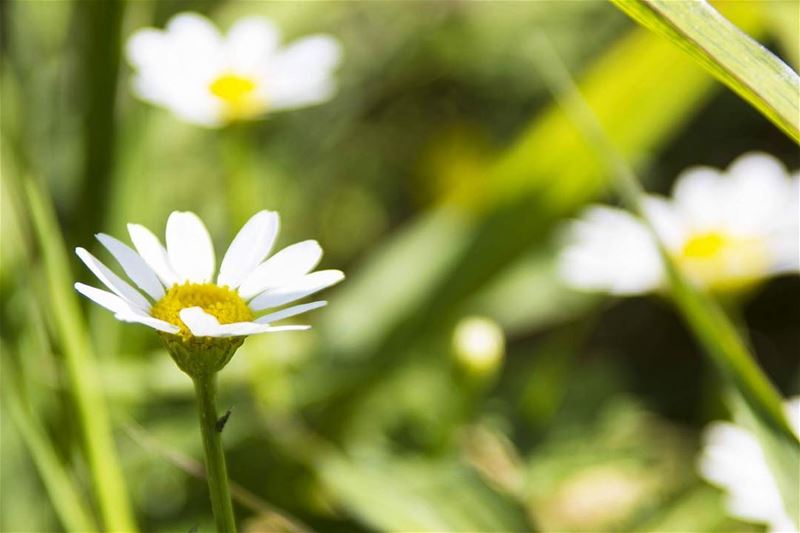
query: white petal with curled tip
[
  {"left": 254, "top": 301, "right": 327, "bottom": 324},
  {"left": 75, "top": 248, "right": 151, "bottom": 311},
  {"left": 74, "top": 283, "right": 178, "bottom": 334},
  {"left": 249, "top": 270, "right": 344, "bottom": 310},
  {"left": 217, "top": 211, "right": 279, "bottom": 289},
  {"left": 179, "top": 307, "right": 309, "bottom": 337},
  {"left": 96, "top": 233, "right": 164, "bottom": 300},
  {"left": 239, "top": 240, "right": 322, "bottom": 299},
  {"left": 166, "top": 211, "right": 216, "bottom": 283},
  {"left": 128, "top": 223, "right": 179, "bottom": 286}
]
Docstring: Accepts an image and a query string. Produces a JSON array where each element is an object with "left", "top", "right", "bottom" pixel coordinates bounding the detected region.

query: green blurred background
[{"left": 1, "top": 1, "right": 798, "bottom": 532}]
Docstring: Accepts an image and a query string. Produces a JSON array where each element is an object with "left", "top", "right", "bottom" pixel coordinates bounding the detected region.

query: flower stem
[{"left": 192, "top": 373, "right": 237, "bottom": 533}]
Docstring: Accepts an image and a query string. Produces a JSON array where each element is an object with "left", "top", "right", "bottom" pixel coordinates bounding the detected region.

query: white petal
[
  {"left": 96, "top": 233, "right": 164, "bottom": 300},
  {"left": 75, "top": 283, "right": 178, "bottom": 334},
  {"left": 672, "top": 166, "right": 727, "bottom": 230},
  {"left": 217, "top": 211, "right": 279, "bottom": 289},
  {"left": 166, "top": 13, "right": 222, "bottom": 54},
  {"left": 225, "top": 17, "right": 280, "bottom": 72},
  {"left": 126, "top": 28, "right": 167, "bottom": 70},
  {"left": 642, "top": 196, "right": 686, "bottom": 251},
  {"left": 179, "top": 307, "right": 308, "bottom": 337},
  {"left": 178, "top": 307, "right": 223, "bottom": 337},
  {"left": 166, "top": 211, "right": 216, "bottom": 283},
  {"left": 114, "top": 312, "right": 180, "bottom": 334},
  {"left": 238, "top": 240, "right": 323, "bottom": 299},
  {"left": 697, "top": 422, "right": 789, "bottom": 527},
  {"left": 267, "top": 35, "right": 342, "bottom": 110},
  {"left": 75, "top": 283, "right": 136, "bottom": 315},
  {"left": 557, "top": 206, "right": 663, "bottom": 295},
  {"left": 726, "top": 153, "right": 796, "bottom": 236},
  {"left": 75, "top": 248, "right": 151, "bottom": 311},
  {"left": 255, "top": 301, "right": 327, "bottom": 324},
  {"left": 128, "top": 223, "right": 179, "bottom": 286},
  {"left": 249, "top": 270, "right": 344, "bottom": 311}
]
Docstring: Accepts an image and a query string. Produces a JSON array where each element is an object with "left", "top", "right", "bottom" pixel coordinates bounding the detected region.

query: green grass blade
[
  {"left": 23, "top": 176, "right": 138, "bottom": 532},
  {"left": 1, "top": 358, "right": 98, "bottom": 533},
  {"left": 611, "top": 0, "right": 800, "bottom": 143},
  {"left": 530, "top": 31, "right": 799, "bottom": 528}
]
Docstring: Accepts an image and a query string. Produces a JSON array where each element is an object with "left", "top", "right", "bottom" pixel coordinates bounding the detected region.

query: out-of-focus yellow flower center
[
  {"left": 210, "top": 74, "right": 257, "bottom": 104},
  {"left": 676, "top": 230, "right": 769, "bottom": 292},
  {"left": 151, "top": 283, "right": 253, "bottom": 339},
  {"left": 209, "top": 73, "right": 265, "bottom": 120},
  {"left": 681, "top": 232, "right": 727, "bottom": 259}
]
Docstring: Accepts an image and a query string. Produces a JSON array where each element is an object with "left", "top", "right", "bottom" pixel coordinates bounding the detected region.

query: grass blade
[
  {"left": 611, "top": 0, "right": 800, "bottom": 143},
  {"left": 23, "top": 175, "right": 138, "bottom": 532},
  {"left": 1, "top": 358, "right": 98, "bottom": 533}
]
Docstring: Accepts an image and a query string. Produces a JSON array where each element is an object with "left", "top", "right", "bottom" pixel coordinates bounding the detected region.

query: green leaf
[{"left": 611, "top": 0, "right": 800, "bottom": 143}]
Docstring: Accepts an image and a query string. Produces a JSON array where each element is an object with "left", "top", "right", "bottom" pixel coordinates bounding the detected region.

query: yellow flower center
[
  {"left": 151, "top": 283, "right": 254, "bottom": 339},
  {"left": 675, "top": 230, "right": 770, "bottom": 292},
  {"left": 681, "top": 232, "right": 727, "bottom": 259},
  {"left": 210, "top": 74, "right": 257, "bottom": 103},
  {"left": 209, "top": 74, "right": 265, "bottom": 120}
]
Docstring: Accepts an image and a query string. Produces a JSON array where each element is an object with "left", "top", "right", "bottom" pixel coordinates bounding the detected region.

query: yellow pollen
[
  {"left": 681, "top": 232, "right": 727, "bottom": 260},
  {"left": 151, "top": 283, "right": 253, "bottom": 339},
  {"left": 209, "top": 74, "right": 257, "bottom": 106}
]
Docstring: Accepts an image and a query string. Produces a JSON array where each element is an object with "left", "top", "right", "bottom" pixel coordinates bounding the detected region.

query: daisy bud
[{"left": 452, "top": 316, "right": 505, "bottom": 379}]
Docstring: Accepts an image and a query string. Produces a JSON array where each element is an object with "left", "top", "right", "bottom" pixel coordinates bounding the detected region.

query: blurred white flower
[
  {"left": 559, "top": 153, "right": 799, "bottom": 295},
  {"left": 697, "top": 397, "right": 800, "bottom": 533},
  {"left": 75, "top": 210, "right": 344, "bottom": 339},
  {"left": 126, "top": 13, "right": 342, "bottom": 127}
]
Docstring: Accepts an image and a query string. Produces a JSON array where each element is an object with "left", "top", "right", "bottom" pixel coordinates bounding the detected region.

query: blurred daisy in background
[
  {"left": 697, "top": 397, "right": 800, "bottom": 533},
  {"left": 74, "top": 210, "right": 344, "bottom": 339},
  {"left": 126, "top": 13, "right": 343, "bottom": 127},
  {"left": 559, "top": 153, "right": 799, "bottom": 295}
]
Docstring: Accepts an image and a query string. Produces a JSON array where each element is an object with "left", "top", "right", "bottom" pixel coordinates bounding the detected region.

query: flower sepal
[{"left": 161, "top": 333, "right": 244, "bottom": 378}]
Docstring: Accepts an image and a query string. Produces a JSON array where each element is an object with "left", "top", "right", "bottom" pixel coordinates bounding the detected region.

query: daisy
[
  {"left": 126, "top": 13, "right": 343, "bottom": 127},
  {"left": 74, "top": 210, "right": 343, "bottom": 372},
  {"left": 697, "top": 397, "right": 800, "bottom": 533},
  {"left": 558, "top": 152, "right": 799, "bottom": 295}
]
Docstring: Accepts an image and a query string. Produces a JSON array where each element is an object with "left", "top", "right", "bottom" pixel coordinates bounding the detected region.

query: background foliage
[{"left": 1, "top": 1, "right": 798, "bottom": 532}]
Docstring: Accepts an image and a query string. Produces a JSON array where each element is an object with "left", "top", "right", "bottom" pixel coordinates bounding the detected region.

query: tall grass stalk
[
  {"left": 23, "top": 175, "right": 138, "bottom": 532},
  {"left": 1, "top": 361, "right": 98, "bottom": 532}
]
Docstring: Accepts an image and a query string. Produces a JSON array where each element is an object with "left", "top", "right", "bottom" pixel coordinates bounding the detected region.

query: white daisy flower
[
  {"left": 126, "top": 13, "right": 343, "bottom": 127},
  {"left": 559, "top": 152, "right": 799, "bottom": 295},
  {"left": 74, "top": 210, "right": 343, "bottom": 343},
  {"left": 697, "top": 397, "right": 800, "bottom": 533}
]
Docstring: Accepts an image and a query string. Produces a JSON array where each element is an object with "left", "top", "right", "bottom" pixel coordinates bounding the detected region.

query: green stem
[
  {"left": 219, "top": 125, "right": 264, "bottom": 229},
  {"left": 192, "top": 374, "right": 237, "bottom": 533}
]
